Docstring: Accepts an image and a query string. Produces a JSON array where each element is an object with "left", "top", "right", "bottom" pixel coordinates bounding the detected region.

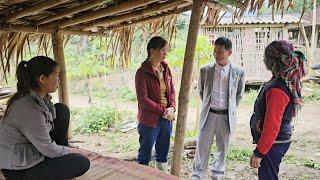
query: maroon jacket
[{"left": 135, "top": 60, "right": 176, "bottom": 128}]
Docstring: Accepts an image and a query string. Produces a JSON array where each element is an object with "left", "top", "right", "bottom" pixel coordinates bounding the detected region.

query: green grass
[
  {"left": 241, "top": 90, "right": 259, "bottom": 105},
  {"left": 103, "top": 132, "right": 139, "bottom": 153},
  {"left": 227, "top": 146, "right": 252, "bottom": 162},
  {"left": 302, "top": 83, "right": 320, "bottom": 103},
  {"left": 283, "top": 154, "right": 320, "bottom": 170}
]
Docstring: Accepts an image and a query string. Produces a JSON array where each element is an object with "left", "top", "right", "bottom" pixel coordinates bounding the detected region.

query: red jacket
[{"left": 135, "top": 60, "right": 176, "bottom": 128}]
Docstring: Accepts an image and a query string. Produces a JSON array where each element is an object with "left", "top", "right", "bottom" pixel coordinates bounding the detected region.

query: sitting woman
[{"left": 0, "top": 56, "right": 90, "bottom": 179}]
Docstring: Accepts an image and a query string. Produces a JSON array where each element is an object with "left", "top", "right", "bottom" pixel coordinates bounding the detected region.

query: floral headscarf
[{"left": 264, "top": 40, "right": 306, "bottom": 117}]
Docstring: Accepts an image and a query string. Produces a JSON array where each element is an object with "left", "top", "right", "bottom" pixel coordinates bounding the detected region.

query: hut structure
[
  {"left": 0, "top": 0, "right": 306, "bottom": 179},
  {"left": 201, "top": 13, "right": 309, "bottom": 84},
  {"left": 302, "top": 7, "right": 320, "bottom": 64}
]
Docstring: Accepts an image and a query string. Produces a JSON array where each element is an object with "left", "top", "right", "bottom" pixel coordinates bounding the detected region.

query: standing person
[
  {"left": 0, "top": 56, "right": 90, "bottom": 179},
  {"left": 191, "top": 37, "right": 246, "bottom": 180},
  {"left": 249, "top": 40, "right": 306, "bottom": 180},
  {"left": 135, "top": 36, "right": 176, "bottom": 171}
]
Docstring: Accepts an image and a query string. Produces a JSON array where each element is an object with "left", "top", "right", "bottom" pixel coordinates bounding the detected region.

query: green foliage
[
  {"left": 227, "top": 146, "right": 252, "bottom": 162},
  {"left": 258, "top": 0, "right": 320, "bottom": 14},
  {"left": 72, "top": 106, "right": 134, "bottom": 134},
  {"left": 167, "top": 35, "right": 213, "bottom": 69},
  {"left": 117, "top": 87, "right": 137, "bottom": 102},
  {"left": 284, "top": 155, "right": 320, "bottom": 170},
  {"left": 64, "top": 36, "right": 109, "bottom": 81},
  {"left": 303, "top": 159, "right": 320, "bottom": 170},
  {"left": 302, "top": 83, "right": 320, "bottom": 103},
  {"left": 241, "top": 90, "right": 259, "bottom": 105}
]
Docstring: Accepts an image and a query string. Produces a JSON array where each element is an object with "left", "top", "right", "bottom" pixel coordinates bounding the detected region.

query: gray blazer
[
  {"left": 0, "top": 91, "right": 68, "bottom": 170},
  {"left": 198, "top": 63, "right": 245, "bottom": 134}
]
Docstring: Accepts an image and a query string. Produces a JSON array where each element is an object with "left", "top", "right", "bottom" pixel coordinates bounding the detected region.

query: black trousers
[{"left": 2, "top": 103, "right": 90, "bottom": 180}]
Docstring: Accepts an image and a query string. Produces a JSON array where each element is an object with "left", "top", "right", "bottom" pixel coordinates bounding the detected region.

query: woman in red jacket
[
  {"left": 135, "top": 36, "right": 176, "bottom": 171},
  {"left": 249, "top": 40, "right": 306, "bottom": 180}
]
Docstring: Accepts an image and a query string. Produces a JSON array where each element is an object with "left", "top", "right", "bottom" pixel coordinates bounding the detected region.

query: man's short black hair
[{"left": 214, "top": 37, "right": 232, "bottom": 50}]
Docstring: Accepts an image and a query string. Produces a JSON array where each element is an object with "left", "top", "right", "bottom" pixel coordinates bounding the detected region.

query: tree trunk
[
  {"left": 170, "top": 0, "right": 204, "bottom": 176},
  {"left": 87, "top": 74, "right": 92, "bottom": 104}
]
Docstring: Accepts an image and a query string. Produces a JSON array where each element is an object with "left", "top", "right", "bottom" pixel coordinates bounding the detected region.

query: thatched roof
[
  {"left": 302, "top": 7, "right": 320, "bottom": 26},
  {"left": 0, "top": 0, "right": 305, "bottom": 77},
  {"left": 202, "top": 13, "right": 305, "bottom": 27}
]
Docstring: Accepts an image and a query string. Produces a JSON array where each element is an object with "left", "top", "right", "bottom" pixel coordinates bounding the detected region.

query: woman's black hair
[
  {"left": 4, "top": 56, "right": 58, "bottom": 117},
  {"left": 147, "top": 36, "right": 167, "bottom": 58}
]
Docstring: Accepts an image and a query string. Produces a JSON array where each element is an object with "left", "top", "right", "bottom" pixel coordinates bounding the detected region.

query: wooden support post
[
  {"left": 301, "top": 24, "right": 312, "bottom": 65},
  {"left": 311, "top": 0, "right": 317, "bottom": 65},
  {"left": 170, "top": 0, "right": 204, "bottom": 176},
  {"left": 52, "top": 29, "right": 69, "bottom": 106}
]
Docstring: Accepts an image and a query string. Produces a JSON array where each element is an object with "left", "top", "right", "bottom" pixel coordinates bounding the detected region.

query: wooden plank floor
[
  {"left": 77, "top": 149, "right": 178, "bottom": 180},
  {"left": 0, "top": 149, "right": 178, "bottom": 180}
]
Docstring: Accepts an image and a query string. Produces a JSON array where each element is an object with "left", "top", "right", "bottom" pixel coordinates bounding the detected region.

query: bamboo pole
[
  {"left": 106, "top": 5, "right": 192, "bottom": 31},
  {"left": 300, "top": 24, "right": 311, "bottom": 61},
  {"left": 170, "top": 0, "right": 204, "bottom": 176},
  {"left": 75, "top": 0, "right": 188, "bottom": 30},
  {"left": 0, "top": 23, "right": 53, "bottom": 34},
  {"left": 37, "top": 0, "right": 108, "bottom": 25},
  {"left": 311, "top": 0, "right": 317, "bottom": 65},
  {"left": 5, "top": 0, "right": 68, "bottom": 22},
  {"left": 52, "top": 29, "right": 69, "bottom": 106},
  {"left": 45, "top": 0, "right": 159, "bottom": 28}
]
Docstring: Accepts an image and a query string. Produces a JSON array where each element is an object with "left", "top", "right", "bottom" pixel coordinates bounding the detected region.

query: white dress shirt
[{"left": 210, "top": 63, "right": 230, "bottom": 110}]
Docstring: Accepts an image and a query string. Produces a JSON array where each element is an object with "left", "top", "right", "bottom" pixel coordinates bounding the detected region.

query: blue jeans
[
  {"left": 258, "top": 142, "right": 291, "bottom": 180},
  {"left": 137, "top": 117, "right": 172, "bottom": 165}
]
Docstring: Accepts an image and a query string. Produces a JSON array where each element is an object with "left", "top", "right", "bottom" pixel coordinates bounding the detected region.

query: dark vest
[{"left": 250, "top": 77, "right": 294, "bottom": 144}]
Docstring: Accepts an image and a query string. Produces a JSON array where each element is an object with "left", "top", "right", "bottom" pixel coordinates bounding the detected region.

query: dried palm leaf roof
[{"left": 0, "top": 0, "right": 306, "bottom": 77}]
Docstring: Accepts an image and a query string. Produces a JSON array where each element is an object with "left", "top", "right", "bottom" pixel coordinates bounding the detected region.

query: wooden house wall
[{"left": 202, "top": 25, "right": 298, "bottom": 82}]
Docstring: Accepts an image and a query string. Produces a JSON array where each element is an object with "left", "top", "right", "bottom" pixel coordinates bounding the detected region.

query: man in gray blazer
[{"left": 191, "top": 37, "right": 245, "bottom": 180}]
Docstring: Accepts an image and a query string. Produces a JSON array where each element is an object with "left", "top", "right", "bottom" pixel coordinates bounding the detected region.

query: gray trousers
[{"left": 191, "top": 112, "right": 231, "bottom": 180}]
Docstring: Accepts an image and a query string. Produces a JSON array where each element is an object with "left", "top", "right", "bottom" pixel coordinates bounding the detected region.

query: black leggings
[{"left": 2, "top": 103, "right": 90, "bottom": 180}]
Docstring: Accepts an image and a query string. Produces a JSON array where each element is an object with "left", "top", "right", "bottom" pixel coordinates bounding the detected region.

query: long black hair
[
  {"left": 4, "top": 56, "right": 58, "bottom": 117},
  {"left": 147, "top": 36, "right": 167, "bottom": 59}
]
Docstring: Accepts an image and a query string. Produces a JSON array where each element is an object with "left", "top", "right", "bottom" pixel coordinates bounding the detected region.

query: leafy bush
[
  {"left": 117, "top": 87, "right": 137, "bottom": 102},
  {"left": 241, "top": 90, "right": 259, "bottom": 105},
  {"left": 72, "top": 106, "right": 134, "bottom": 134},
  {"left": 302, "top": 83, "right": 320, "bottom": 103}
]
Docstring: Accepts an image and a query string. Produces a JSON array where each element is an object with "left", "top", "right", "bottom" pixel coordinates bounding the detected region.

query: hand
[
  {"left": 69, "top": 147, "right": 102, "bottom": 161},
  {"left": 250, "top": 154, "right": 262, "bottom": 168},
  {"left": 163, "top": 107, "right": 175, "bottom": 121}
]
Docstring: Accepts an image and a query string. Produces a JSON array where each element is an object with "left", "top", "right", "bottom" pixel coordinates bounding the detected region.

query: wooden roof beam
[
  {"left": 5, "top": 0, "right": 68, "bottom": 22},
  {"left": 76, "top": 0, "right": 189, "bottom": 30},
  {"left": 0, "top": 23, "right": 107, "bottom": 37},
  {"left": 44, "top": 0, "right": 159, "bottom": 29},
  {"left": 36, "top": 0, "right": 109, "bottom": 25},
  {"left": 105, "top": 5, "right": 192, "bottom": 31}
]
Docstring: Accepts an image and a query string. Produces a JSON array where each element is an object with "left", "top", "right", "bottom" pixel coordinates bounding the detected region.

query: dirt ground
[{"left": 69, "top": 93, "right": 320, "bottom": 179}]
